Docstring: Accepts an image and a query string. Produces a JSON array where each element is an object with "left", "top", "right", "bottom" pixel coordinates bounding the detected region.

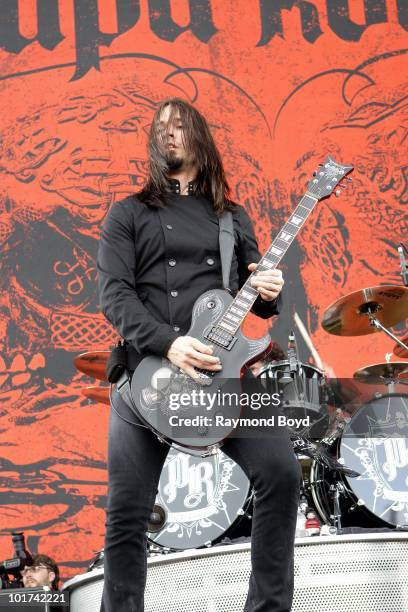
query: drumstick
[{"left": 293, "top": 311, "right": 325, "bottom": 372}]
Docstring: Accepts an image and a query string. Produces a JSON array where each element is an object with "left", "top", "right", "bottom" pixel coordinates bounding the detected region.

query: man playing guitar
[{"left": 97, "top": 98, "right": 301, "bottom": 612}]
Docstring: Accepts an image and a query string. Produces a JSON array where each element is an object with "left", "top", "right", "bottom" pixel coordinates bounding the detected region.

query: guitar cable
[{"left": 109, "top": 380, "right": 150, "bottom": 430}]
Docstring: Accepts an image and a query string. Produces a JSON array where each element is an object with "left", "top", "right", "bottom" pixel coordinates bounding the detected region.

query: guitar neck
[{"left": 217, "top": 192, "right": 319, "bottom": 335}]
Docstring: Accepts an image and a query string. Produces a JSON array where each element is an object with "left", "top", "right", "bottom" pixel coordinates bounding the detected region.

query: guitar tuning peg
[{"left": 335, "top": 189, "right": 341, "bottom": 197}]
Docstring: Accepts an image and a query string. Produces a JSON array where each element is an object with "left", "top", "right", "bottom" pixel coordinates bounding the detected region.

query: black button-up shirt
[{"left": 97, "top": 183, "right": 281, "bottom": 360}]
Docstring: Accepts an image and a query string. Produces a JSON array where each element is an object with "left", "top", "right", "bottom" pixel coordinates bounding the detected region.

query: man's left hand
[{"left": 248, "top": 263, "right": 284, "bottom": 301}]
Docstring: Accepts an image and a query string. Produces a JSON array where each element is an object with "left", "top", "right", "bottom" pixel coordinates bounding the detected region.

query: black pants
[{"left": 100, "top": 389, "right": 301, "bottom": 612}]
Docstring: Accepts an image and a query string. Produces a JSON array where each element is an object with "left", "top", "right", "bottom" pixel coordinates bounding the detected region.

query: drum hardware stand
[
  {"left": 362, "top": 306, "right": 408, "bottom": 353},
  {"left": 292, "top": 434, "right": 360, "bottom": 477},
  {"left": 383, "top": 378, "right": 396, "bottom": 394},
  {"left": 329, "top": 481, "right": 344, "bottom": 534},
  {"left": 147, "top": 542, "right": 172, "bottom": 557},
  {"left": 308, "top": 477, "right": 343, "bottom": 534},
  {"left": 375, "top": 375, "right": 406, "bottom": 394},
  {"left": 321, "top": 422, "right": 345, "bottom": 447}
]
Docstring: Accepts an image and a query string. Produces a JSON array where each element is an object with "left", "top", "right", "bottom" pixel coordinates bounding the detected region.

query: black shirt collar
[{"left": 167, "top": 178, "right": 195, "bottom": 195}]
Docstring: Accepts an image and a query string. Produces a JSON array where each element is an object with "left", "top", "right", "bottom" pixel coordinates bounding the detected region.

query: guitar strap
[
  {"left": 115, "top": 210, "right": 235, "bottom": 411},
  {"left": 218, "top": 210, "right": 234, "bottom": 291}
]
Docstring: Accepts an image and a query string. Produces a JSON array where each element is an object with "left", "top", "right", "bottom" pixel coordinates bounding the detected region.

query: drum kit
[
  {"left": 309, "top": 283, "right": 408, "bottom": 532},
  {"left": 75, "top": 281, "right": 408, "bottom": 552}
]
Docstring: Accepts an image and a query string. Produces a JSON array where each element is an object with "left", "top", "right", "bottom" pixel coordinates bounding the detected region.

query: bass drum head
[
  {"left": 148, "top": 448, "right": 251, "bottom": 550},
  {"left": 311, "top": 393, "right": 408, "bottom": 528}
]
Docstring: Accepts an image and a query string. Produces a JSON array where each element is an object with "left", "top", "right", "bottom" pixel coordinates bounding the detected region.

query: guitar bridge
[
  {"left": 204, "top": 326, "right": 237, "bottom": 350},
  {"left": 194, "top": 368, "right": 215, "bottom": 385}
]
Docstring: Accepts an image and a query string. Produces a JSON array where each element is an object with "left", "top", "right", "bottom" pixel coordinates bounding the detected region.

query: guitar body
[{"left": 130, "top": 289, "right": 271, "bottom": 451}]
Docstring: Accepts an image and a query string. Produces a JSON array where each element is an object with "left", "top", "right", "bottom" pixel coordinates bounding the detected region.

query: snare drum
[
  {"left": 258, "top": 360, "right": 327, "bottom": 421},
  {"left": 148, "top": 447, "right": 252, "bottom": 550},
  {"left": 311, "top": 393, "right": 408, "bottom": 528}
]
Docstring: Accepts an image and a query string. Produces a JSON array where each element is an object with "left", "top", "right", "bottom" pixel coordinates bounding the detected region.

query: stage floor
[{"left": 63, "top": 532, "right": 408, "bottom": 611}]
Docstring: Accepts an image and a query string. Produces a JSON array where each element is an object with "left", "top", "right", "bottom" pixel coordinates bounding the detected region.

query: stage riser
[{"left": 64, "top": 535, "right": 408, "bottom": 612}]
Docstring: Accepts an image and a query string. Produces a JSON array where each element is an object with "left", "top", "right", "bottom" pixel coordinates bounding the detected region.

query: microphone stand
[{"left": 288, "top": 331, "right": 299, "bottom": 374}]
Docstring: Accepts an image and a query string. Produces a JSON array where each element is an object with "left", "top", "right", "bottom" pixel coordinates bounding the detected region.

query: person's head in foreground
[{"left": 21, "top": 554, "right": 59, "bottom": 590}]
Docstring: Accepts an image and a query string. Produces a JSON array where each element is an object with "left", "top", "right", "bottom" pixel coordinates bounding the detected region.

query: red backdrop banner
[{"left": 0, "top": 1, "right": 406, "bottom": 580}]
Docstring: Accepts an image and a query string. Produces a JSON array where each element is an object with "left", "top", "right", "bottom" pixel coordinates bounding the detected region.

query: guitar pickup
[{"left": 204, "top": 326, "right": 237, "bottom": 350}]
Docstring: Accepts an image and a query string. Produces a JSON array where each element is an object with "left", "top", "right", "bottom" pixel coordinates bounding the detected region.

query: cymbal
[
  {"left": 322, "top": 285, "right": 408, "bottom": 336},
  {"left": 393, "top": 335, "right": 408, "bottom": 359},
  {"left": 74, "top": 351, "right": 109, "bottom": 381},
  {"left": 81, "top": 386, "right": 110, "bottom": 405},
  {"left": 353, "top": 362, "right": 408, "bottom": 382}
]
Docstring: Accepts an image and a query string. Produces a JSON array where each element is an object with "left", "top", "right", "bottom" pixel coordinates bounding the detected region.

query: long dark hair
[{"left": 137, "top": 98, "right": 234, "bottom": 215}]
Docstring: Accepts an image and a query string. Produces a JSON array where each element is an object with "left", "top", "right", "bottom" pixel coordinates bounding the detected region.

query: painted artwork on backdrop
[{"left": 0, "top": 0, "right": 406, "bottom": 579}]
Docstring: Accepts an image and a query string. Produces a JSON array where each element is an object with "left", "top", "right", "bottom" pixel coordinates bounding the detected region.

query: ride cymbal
[
  {"left": 353, "top": 362, "right": 408, "bottom": 382},
  {"left": 322, "top": 285, "right": 408, "bottom": 336},
  {"left": 81, "top": 386, "right": 110, "bottom": 405},
  {"left": 74, "top": 351, "right": 109, "bottom": 381}
]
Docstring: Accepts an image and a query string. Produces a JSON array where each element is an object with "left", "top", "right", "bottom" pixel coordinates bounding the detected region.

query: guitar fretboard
[{"left": 217, "top": 193, "right": 318, "bottom": 334}]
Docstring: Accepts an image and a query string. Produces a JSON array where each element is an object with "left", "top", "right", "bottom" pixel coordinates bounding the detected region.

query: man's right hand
[{"left": 167, "top": 336, "right": 222, "bottom": 382}]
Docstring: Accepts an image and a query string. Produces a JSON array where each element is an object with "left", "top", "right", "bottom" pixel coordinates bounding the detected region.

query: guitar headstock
[{"left": 307, "top": 156, "right": 353, "bottom": 201}]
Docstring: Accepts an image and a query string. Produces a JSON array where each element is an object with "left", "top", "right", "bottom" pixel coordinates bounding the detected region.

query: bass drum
[
  {"left": 148, "top": 447, "right": 252, "bottom": 550},
  {"left": 310, "top": 393, "right": 408, "bottom": 528}
]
